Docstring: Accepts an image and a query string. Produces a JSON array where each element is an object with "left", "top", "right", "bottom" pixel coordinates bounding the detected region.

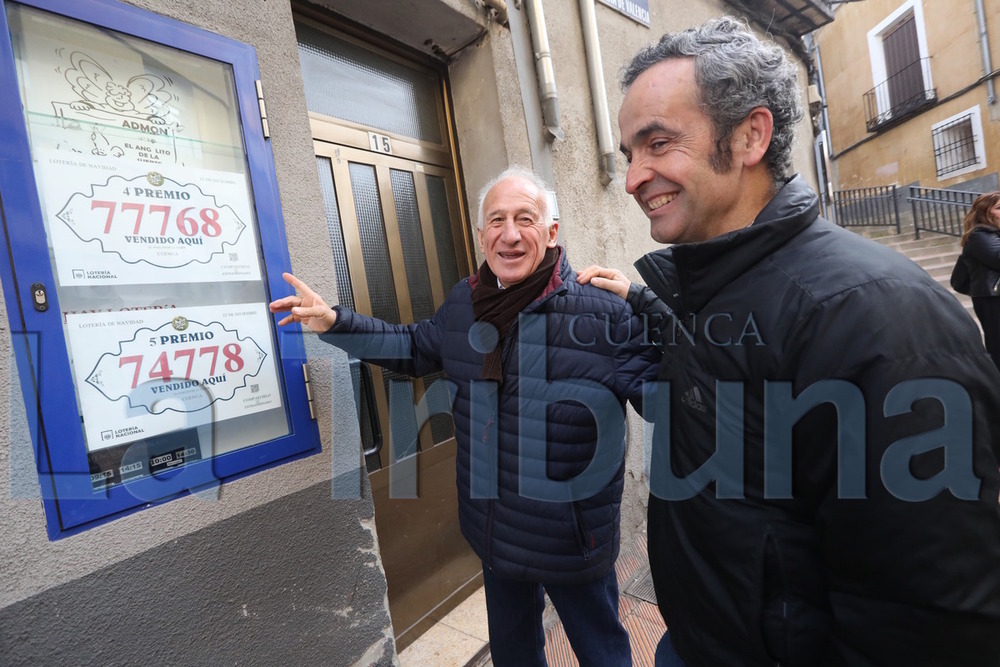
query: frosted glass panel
[
  {"left": 390, "top": 169, "right": 433, "bottom": 321},
  {"left": 316, "top": 157, "right": 355, "bottom": 310},
  {"left": 427, "top": 175, "right": 461, "bottom": 291},
  {"left": 350, "top": 162, "right": 399, "bottom": 324},
  {"left": 297, "top": 22, "right": 442, "bottom": 144},
  {"left": 389, "top": 169, "right": 453, "bottom": 445}
]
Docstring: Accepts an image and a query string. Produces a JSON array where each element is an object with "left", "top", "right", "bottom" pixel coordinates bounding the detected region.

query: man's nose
[
  {"left": 624, "top": 157, "right": 652, "bottom": 196},
  {"left": 498, "top": 219, "right": 521, "bottom": 243}
]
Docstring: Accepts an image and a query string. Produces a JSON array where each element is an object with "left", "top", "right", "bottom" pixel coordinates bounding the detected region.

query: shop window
[{"left": 0, "top": 0, "right": 320, "bottom": 538}]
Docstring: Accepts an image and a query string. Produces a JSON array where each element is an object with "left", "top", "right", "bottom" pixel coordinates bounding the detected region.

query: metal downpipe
[
  {"left": 805, "top": 34, "right": 834, "bottom": 218},
  {"left": 578, "top": 0, "right": 616, "bottom": 185},
  {"left": 523, "top": 0, "right": 564, "bottom": 142},
  {"left": 974, "top": 0, "right": 995, "bottom": 104},
  {"left": 803, "top": 35, "right": 833, "bottom": 153}
]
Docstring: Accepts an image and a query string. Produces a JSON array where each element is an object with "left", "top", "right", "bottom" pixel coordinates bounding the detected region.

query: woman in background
[{"left": 959, "top": 191, "right": 1000, "bottom": 372}]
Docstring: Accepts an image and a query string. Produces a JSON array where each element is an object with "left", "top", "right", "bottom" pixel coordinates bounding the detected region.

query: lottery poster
[
  {"left": 36, "top": 149, "right": 261, "bottom": 286},
  {"left": 65, "top": 302, "right": 282, "bottom": 453}
]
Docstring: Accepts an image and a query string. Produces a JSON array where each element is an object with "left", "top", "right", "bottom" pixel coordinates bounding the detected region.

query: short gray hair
[
  {"left": 475, "top": 167, "right": 555, "bottom": 229},
  {"left": 620, "top": 16, "right": 803, "bottom": 183}
]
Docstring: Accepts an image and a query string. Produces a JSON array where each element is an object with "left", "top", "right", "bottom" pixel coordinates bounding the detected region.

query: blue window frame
[{"left": 0, "top": 0, "right": 319, "bottom": 538}]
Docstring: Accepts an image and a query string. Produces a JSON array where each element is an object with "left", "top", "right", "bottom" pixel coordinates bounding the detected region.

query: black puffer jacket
[
  {"left": 960, "top": 225, "right": 1000, "bottom": 297},
  {"left": 324, "top": 250, "right": 661, "bottom": 584},
  {"left": 632, "top": 176, "right": 1000, "bottom": 666}
]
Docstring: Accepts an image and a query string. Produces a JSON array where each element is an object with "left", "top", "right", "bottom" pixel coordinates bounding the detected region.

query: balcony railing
[{"left": 863, "top": 58, "right": 936, "bottom": 132}]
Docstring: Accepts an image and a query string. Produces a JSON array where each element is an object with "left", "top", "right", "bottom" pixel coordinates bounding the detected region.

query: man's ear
[
  {"left": 546, "top": 221, "right": 559, "bottom": 247},
  {"left": 737, "top": 107, "right": 773, "bottom": 168}
]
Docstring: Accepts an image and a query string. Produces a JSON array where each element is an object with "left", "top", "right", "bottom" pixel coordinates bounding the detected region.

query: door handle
[
  {"left": 350, "top": 359, "right": 382, "bottom": 459},
  {"left": 359, "top": 361, "right": 383, "bottom": 457}
]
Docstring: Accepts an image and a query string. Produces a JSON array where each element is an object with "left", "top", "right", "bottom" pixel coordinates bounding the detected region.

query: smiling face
[
  {"left": 619, "top": 58, "right": 758, "bottom": 244},
  {"left": 477, "top": 176, "right": 559, "bottom": 287}
]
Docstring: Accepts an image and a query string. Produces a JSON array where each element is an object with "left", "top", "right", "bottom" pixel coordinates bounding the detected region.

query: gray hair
[
  {"left": 620, "top": 16, "right": 803, "bottom": 183},
  {"left": 475, "top": 167, "right": 555, "bottom": 229}
]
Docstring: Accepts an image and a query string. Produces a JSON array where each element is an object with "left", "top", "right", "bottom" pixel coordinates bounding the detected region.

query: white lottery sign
[
  {"left": 67, "top": 302, "right": 281, "bottom": 451},
  {"left": 38, "top": 150, "right": 261, "bottom": 285},
  {"left": 57, "top": 173, "right": 245, "bottom": 266}
]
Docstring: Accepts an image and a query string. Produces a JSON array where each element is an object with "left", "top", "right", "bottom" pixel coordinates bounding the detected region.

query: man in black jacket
[{"left": 581, "top": 16, "right": 1000, "bottom": 667}]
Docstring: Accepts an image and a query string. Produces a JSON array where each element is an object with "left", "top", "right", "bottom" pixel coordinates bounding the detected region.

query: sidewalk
[{"left": 398, "top": 530, "right": 666, "bottom": 667}]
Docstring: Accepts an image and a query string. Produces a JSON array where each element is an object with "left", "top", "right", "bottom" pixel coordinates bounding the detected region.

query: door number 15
[{"left": 367, "top": 131, "right": 393, "bottom": 155}]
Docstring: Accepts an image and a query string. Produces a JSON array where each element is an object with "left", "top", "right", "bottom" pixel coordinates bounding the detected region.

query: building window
[
  {"left": 932, "top": 106, "right": 986, "bottom": 180},
  {"left": 865, "top": 0, "right": 935, "bottom": 130},
  {"left": 883, "top": 17, "right": 921, "bottom": 109}
]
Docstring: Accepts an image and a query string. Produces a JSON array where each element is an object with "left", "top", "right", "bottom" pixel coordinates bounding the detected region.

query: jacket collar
[{"left": 634, "top": 175, "right": 819, "bottom": 315}]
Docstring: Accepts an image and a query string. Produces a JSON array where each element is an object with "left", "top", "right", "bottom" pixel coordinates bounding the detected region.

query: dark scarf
[{"left": 471, "top": 246, "right": 561, "bottom": 382}]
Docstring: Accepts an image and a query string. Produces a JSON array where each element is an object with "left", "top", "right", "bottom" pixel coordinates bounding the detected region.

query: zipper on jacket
[
  {"left": 483, "top": 274, "right": 565, "bottom": 567},
  {"left": 483, "top": 420, "right": 495, "bottom": 568},
  {"left": 500, "top": 328, "right": 517, "bottom": 370},
  {"left": 484, "top": 498, "right": 495, "bottom": 567},
  {"left": 482, "top": 389, "right": 498, "bottom": 568},
  {"left": 572, "top": 503, "right": 592, "bottom": 560},
  {"left": 761, "top": 531, "right": 790, "bottom": 665}
]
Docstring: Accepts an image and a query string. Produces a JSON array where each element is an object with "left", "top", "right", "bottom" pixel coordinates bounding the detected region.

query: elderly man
[
  {"left": 271, "top": 167, "right": 660, "bottom": 666},
  {"left": 581, "top": 16, "right": 1000, "bottom": 667}
]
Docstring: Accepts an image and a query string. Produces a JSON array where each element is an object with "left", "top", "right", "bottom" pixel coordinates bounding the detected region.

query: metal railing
[
  {"left": 833, "top": 185, "right": 901, "bottom": 233},
  {"left": 863, "top": 58, "right": 936, "bottom": 132},
  {"left": 907, "top": 186, "right": 979, "bottom": 239}
]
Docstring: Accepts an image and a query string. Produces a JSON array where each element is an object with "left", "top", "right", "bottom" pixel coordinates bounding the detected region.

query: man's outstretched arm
[{"left": 270, "top": 271, "right": 445, "bottom": 377}]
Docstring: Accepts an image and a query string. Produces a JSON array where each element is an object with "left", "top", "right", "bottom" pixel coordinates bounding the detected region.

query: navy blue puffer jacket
[{"left": 323, "top": 250, "right": 661, "bottom": 584}]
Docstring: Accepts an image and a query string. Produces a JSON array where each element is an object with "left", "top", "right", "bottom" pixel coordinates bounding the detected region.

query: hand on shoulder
[{"left": 577, "top": 265, "right": 631, "bottom": 299}]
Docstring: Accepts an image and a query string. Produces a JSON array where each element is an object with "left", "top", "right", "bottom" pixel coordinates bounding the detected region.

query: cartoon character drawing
[
  {"left": 90, "top": 127, "right": 124, "bottom": 157},
  {"left": 64, "top": 52, "right": 173, "bottom": 125}
]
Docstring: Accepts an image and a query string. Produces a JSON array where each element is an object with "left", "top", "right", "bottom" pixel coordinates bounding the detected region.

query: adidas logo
[{"left": 681, "top": 386, "right": 707, "bottom": 413}]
